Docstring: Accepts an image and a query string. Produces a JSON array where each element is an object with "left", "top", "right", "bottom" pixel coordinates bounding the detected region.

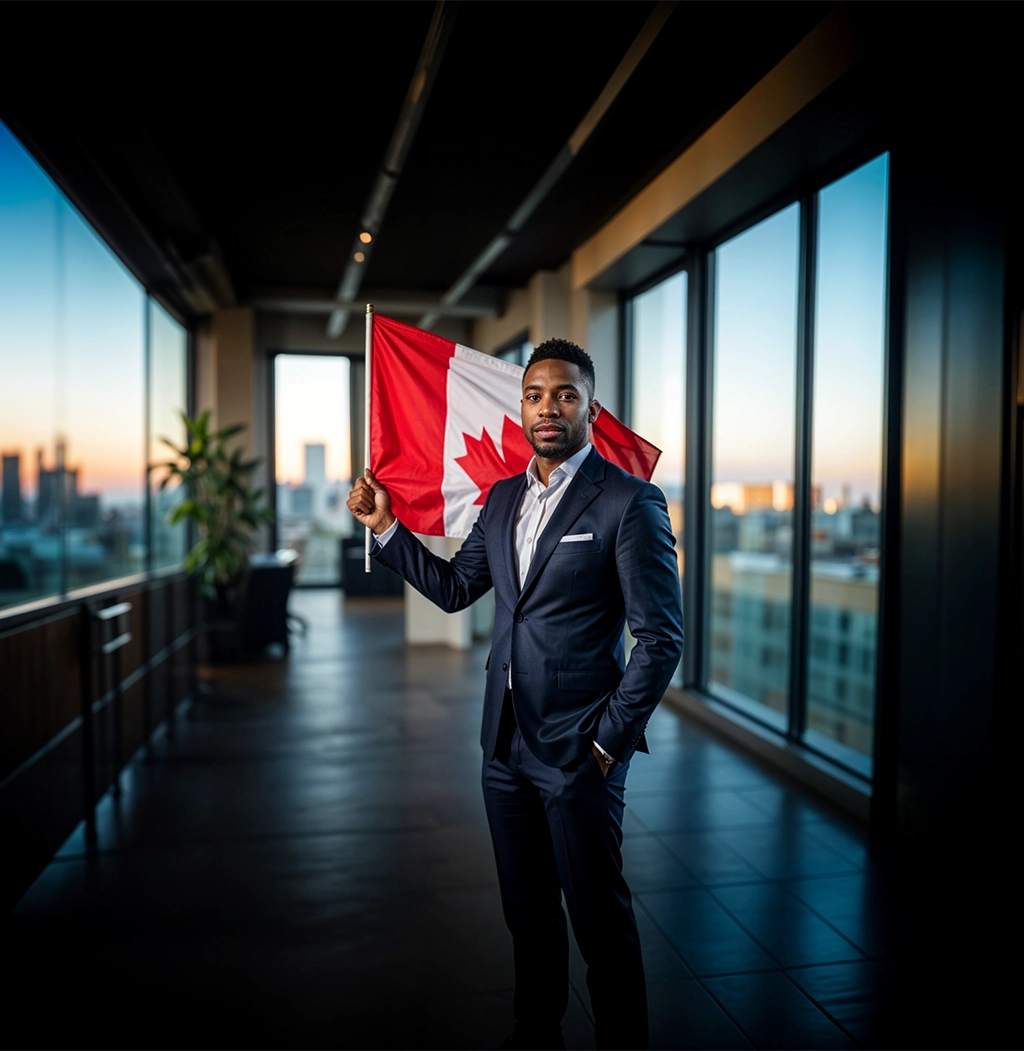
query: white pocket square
[{"left": 560, "top": 533, "right": 594, "bottom": 543}]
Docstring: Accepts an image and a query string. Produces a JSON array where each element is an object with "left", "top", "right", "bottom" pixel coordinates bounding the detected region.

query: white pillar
[{"left": 404, "top": 534, "right": 472, "bottom": 649}]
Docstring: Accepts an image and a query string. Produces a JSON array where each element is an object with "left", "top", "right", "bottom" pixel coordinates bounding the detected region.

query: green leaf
[
  {"left": 215, "top": 423, "right": 245, "bottom": 442},
  {"left": 169, "top": 499, "right": 195, "bottom": 524}
]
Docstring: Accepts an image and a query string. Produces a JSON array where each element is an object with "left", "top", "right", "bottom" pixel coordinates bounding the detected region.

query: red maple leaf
[{"left": 455, "top": 415, "right": 533, "bottom": 505}]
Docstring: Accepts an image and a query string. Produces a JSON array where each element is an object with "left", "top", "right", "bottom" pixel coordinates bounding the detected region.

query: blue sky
[{"left": 1, "top": 122, "right": 149, "bottom": 504}]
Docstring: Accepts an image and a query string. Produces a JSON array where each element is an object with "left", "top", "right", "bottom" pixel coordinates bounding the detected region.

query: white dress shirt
[
  {"left": 375, "top": 442, "right": 616, "bottom": 763},
  {"left": 513, "top": 442, "right": 592, "bottom": 589}
]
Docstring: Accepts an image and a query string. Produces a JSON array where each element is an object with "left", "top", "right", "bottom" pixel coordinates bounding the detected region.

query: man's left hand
[{"left": 591, "top": 744, "right": 612, "bottom": 778}]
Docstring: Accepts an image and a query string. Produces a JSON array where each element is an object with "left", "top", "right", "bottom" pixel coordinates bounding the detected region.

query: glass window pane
[
  {"left": 275, "top": 355, "right": 352, "bottom": 585},
  {"left": 62, "top": 206, "right": 146, "bottom": 591},
  {"left": 709, "top": 204, "right": 800, "bottom": 728},
  {"left": 631, "top": 272, "right": 686, "bottom": 685},
  {"left": 0, "top": 121, "right": 62, "bottom": 608},
  {"left": 497, "top": 336, "right": 532, "bottom": 367},
  {"left": 805, "top": 154, "right": 888, "bottom": 772},
  {"left": 149, "top": 302, "right": 189, "bottom": 570},
  {"left": 1, "top": 118, "right": 152, "bottom": 611}
]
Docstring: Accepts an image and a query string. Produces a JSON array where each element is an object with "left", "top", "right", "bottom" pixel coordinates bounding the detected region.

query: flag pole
[{"left": 364, "top": 303, "right": 374, "bottom": 573}]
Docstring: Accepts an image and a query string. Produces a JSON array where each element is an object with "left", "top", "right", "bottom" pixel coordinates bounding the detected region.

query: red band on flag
[{"left": 370, "top": 315, "right": 456, "bottom": 536}]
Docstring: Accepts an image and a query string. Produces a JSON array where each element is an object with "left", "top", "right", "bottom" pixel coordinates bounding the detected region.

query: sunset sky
[
  {"left": 634, "top": 155, "right": 887, "bottom": 509},
  {"left": 274, "top": 355, "right": 351, "bottom": 486}
]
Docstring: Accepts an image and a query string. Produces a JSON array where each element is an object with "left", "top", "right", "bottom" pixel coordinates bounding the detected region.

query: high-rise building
[
  {"left": 304, "top": 444, "right": 326, "bottom": 487},
  {"left": 2, "top": 453, "right": 23, "bottom": 524},
  {"left": 36, "top": 441, "right": 79, "bottom": 530}
]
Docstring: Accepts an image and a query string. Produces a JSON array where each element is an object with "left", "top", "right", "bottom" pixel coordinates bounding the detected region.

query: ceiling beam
[
  {"left": 571, "top": 7, "right": 863, "bottom": 290},
  {"left": 326, "top": 1, "right": 459, "bottom": 339},
  {"left": 417, "top": 0, "right": 677, "bottom": 330},
  {"left": 253, "top": 287, "right": 500, "bottom": 318}
]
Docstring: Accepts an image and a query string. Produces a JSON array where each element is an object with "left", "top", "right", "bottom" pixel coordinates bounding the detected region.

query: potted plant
[{"left": 156, "top": 411, "right": 274, "bottom": 617}]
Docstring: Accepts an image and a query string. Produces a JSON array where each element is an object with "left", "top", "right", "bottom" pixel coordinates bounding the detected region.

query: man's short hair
[{"left": 525, "top": 338, "right": 596, "bottom": 399}]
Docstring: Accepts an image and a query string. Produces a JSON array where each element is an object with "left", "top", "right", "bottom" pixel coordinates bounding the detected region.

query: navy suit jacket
[{"left": 373, "top": 447, "right": 684, "bottom": 768}]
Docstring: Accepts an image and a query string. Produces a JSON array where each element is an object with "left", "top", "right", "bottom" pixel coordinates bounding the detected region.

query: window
[
  {"left": 62, "top": 205, "right": 147, "bottom": 592},
  {"left": 0, "top": 119, "right": 190, "bottom": 614},
  {"left": 697, "top": 155, "right": 888, "bottom": 780},
  {"left": 630, "top": 270, "right": 686, "bottom": 684},
  {"left": 149, "top": 302, "right": 189, "bottom": 570},
  {"left": 804, "top": 154, "right": 888, "bottom": 768},
  {"left": 495, "top": 333, "right": 533, "bottom": 368},
  {"left": 274, "top": 354, "right": 352, "bottom": 586},
  {"left": 708, "top": 203, "right": 800, "bottom": 729}
]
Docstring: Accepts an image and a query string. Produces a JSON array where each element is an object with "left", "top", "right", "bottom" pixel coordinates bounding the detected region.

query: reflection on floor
[{"left": 5, "top": 591, "right": 894, "bottom": 1049}]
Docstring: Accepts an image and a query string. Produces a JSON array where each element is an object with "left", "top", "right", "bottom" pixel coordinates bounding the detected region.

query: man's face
[{"left": 521, "top": 358, "right": 601, "bottom": 460}]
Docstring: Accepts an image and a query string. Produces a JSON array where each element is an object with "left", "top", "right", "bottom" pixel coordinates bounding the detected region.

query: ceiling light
[
  {"left": 354, "top": 252, "right": 365, "bottom": 263},
  {"left": 359, "top": 231, "right": 372, "bottom": 244}
]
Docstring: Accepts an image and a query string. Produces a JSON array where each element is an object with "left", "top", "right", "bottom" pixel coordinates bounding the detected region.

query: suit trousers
[{"left": 482, "top": 697, "right": 647, "bottom": 1049}]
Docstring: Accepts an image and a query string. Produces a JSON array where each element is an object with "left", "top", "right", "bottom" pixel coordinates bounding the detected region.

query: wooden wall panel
[
  {"left": 0, "top": 611, "right": 81, "bottom": 783},
  {"left": 0, "top": 573, "right": 193, "bottom": 912}
]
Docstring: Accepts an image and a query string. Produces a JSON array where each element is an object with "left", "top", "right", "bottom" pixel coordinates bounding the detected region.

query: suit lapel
[
  {"left": 499, "top": 473, "right": 527, "bottom": 596},
  {"left": 516, "top": 448, "right": 605, "bottom": 607}
]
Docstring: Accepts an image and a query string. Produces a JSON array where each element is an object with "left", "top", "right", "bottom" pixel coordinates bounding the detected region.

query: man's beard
[{"left": 529, "top": 423, "right": 586, "bottom": 460}]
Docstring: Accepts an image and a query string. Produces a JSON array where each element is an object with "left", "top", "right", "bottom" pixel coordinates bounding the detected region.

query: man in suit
[{"left": 347, "top": 339, "right": 684, "bottom": 1050}]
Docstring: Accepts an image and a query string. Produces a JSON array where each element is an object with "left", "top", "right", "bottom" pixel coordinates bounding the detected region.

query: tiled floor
[{"left": 4, "top": 592, "right": 896, "bottom": 1049}]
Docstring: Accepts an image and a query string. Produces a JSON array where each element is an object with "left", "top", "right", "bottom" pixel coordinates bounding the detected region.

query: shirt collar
[{"left": 525, "top": 442, "right": 592, "bottom": 493}]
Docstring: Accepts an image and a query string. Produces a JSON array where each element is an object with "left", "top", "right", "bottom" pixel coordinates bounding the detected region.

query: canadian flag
[{"left": 369, "top": 314, "right": 661, "bottom": 538}]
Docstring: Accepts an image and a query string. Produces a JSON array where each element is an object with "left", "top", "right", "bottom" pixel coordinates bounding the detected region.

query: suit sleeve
[
  {"left": 596, "top": 483, "right": 684, "bottom": 761},
  {"left": 371, "top": 491, "right": 494, "bottom": 613}
]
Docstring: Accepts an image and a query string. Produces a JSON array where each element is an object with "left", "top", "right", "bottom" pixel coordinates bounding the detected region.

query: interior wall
[
  {"left": 474, "top": 287, "right": 532, "bottom": 354},
  {"left": 212, "top": 308, "right": 255, "bottom": 457},
  {"left": 472, "top": 263, "right": 622, "bottom": 416},
  {"left": 571, "top": 285, "right": 621, "bottom": 418},
  {"left": 884, "top": 72, "right": 1014, "bottom": 848}
]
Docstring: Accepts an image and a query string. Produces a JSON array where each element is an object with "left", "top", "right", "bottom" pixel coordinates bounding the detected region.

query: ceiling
[{"left": 1, "top": 2, "right": 831, "bottom": 316}]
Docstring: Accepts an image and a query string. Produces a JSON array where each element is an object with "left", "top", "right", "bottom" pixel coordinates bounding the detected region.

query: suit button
[
  {"left": 502, "top": 663, "right": 508, "bottom": 671},
  {"left": 516, "top": 614, "right": 524, "bottom": 623}
]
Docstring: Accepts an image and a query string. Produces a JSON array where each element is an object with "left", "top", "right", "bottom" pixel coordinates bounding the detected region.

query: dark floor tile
[
  {"left": 716, "top": 825, "right": 860, "bottom": 880},
  {"left": 623, "top": 807, "right": 651, "bottom": 837},
  {"left": 737, "top": 785, "right": 837, "bottom": 825},
  {"left": 627, "top": 789, "right": 777, "bottom": 833},
  {"left": 802, "top": 821, "right": 871, "bottom": 869},
  {"left": 563, "top": 986, "right": 598, "bottom": 1050},
  {"left": 7, "top": 590, "right": 899, "bottom": 1051},
  {"left": 712, "top": 883, "right": 864, "bottom": 967},
  {"left": 703, "top": 971, "right": 857, "bottom": 1049},
  {"left": 423, "top": 986, "right": 563, "bottom": 1050},
  {"left": 785, "top": 960, "right": 896, "bottom": 1047},
  {"left": 637, "top": 903, "right": 694, "bottom": 981},
  {"left": 569, "top": 893, "right": 692, "bottom": 1001},
  {"left": 628, "top": 758, "right": 773, "bottom": 794},
  {"left": 639, "top": 890, "right": 778, "bottom": 977},
  {"left": 623, "top": 835, "right": 701, "bottom": 893},
  {"left": 648, "top": 979, "right": 752, "bottom": 1049},
  {"left": 784, "top": 874, "right": 897, "bottom": 956},
  {"left": 658, "top": 830, "right": 764, "bottom": 885}
]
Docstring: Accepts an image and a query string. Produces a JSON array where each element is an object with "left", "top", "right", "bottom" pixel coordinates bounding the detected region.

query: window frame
[
  {"left": 267, "top": 349, "right": 359, "bottom": 589},
  {"left": 626, "top": 150, "right": 891, "bottom": 786}
]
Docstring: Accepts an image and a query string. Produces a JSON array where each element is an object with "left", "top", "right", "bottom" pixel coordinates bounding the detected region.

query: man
[{"left": 347, "top": 339, "right": 683, "bottom": 1050}]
